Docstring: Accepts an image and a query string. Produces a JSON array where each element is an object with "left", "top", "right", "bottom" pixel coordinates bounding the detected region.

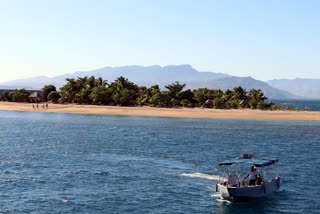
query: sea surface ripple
[{"left": 0, "top": 111, "right": 319, "bottom": 213}]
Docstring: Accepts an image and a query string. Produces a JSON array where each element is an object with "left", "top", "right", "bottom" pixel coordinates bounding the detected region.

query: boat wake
[
  {"left": 180, "top": 173, "right": 219, "bottom": 180},
  {"left": 210, "top": 192, "right": 221, "bottom": 198}
]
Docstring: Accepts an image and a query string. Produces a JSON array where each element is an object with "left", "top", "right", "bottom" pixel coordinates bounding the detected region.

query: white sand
[{"left": 0, "top": 102, "right": 319, "bottom": 122}]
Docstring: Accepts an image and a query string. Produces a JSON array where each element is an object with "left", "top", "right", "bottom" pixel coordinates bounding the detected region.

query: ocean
[
  {"left": 271, "top": 99, "right": 320, "bottom": 111},
  {"left": 0, "top": 111, "right": 319, "bottom": 213}
]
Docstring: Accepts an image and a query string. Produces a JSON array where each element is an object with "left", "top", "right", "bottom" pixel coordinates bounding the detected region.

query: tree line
[{"left": 1, "top": 76, "right": 272, "bottom": 109}]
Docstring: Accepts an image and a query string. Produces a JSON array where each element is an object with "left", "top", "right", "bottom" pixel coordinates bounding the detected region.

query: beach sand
[{"left": 0, "top": 102, "right": 319, "bottom": 122}]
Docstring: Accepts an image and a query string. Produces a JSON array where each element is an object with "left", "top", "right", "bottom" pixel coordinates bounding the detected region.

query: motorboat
[{"left": 216, "top": 154, "right": 280, "bottom": 201}]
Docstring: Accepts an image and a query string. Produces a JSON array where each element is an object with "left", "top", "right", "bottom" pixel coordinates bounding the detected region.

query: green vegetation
[
  {"left": 11, "top": 89, "right": 31, "bottom": 102},
  {"left": 41, "top": 85, "right": 56, "bottom": 102},
  {"left": 89, "top": 86, "right": 113, "bottom": 104},
  {"left": 47, "top": 91, "right": 61, "bottom": 103},
  {"left": 180, "top": 99, "right": 191, "bottom": 107},
  {"left": 1, "top": 75, "right": 276, "bottom": 110},
  {"left": 3, "top": 90, "right": 10, "bottom": 101}
]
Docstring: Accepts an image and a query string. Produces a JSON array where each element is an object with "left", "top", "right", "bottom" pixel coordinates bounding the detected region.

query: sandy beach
[{"left": 0, "top": 102, "right": 319, "bottom": 122}]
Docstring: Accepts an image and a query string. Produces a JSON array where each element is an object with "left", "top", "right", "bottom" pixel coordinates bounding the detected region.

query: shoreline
[{"left": 0, "top": 102, "right": 320, "bottom": 122}]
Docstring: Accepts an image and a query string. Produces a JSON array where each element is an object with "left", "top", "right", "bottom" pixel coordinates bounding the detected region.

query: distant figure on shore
[
  {"left": 46, "top": 103, "right": 48, "bottom": 109},
  {"left": 36, "top": 104, "right": 38, "bottom": 108},
  {"left": 42, "top": 103, "right": 45, "bottom": 109},
  {"left": 33, "top": 104, "right": 35, "bottom": 109}
]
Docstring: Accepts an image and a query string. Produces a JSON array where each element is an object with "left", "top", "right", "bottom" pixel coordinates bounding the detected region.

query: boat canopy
[{"left": 218, "top": 158, "right": 278, "bottom": 167}]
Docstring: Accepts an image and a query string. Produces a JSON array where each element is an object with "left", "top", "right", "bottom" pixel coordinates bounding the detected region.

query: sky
[{"left": 0, "top": 0, "right": 319, "bottom": 82}]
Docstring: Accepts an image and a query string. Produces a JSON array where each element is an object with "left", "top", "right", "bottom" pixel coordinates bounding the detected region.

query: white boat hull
[{"left": 217, "top": 177, "right": 280, "bottom": 201}]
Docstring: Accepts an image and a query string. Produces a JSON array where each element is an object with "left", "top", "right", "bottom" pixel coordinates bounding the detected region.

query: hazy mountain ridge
[
  {"left": 0, "top": 76, "right": 60, "bottom": 90},
  {"left": 0, "top": 65, "right": 230, "bottom": 89},
  {"left": 58, "top": 65, "right": 230, "bottom": 85},
  {"left": 0, "top": 65, "right": 307, "bottom": 99},
  {"left": 267, "top": 78, "right": 320, "bottom": 99},
  {"left": 186, "top": 77, "right": 303, "bottom": 100}
]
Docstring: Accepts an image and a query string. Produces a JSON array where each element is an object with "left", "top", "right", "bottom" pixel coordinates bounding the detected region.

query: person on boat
[
  {"left": 245, "top": 166, "right": 258, "bottom": 186},
  {"left": 256, "top": 173, "right": 263, "bottom": 185}
]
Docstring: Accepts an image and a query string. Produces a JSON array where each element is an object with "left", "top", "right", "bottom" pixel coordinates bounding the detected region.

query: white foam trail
[
  {"left": 210, "top": 192, "right": 220, "bottom": 198},
  {"left": 180, "top": 173, "right": 219, "bottom": 180},
  {"left": 216, "top": 198, "right": 232, "bottom": 204}
]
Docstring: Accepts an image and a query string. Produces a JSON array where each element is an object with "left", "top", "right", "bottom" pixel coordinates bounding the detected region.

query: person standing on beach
[
  {"left": 36, "top": 104, "right": 38, "bottom": 108},
  {"left": 46, "top": 103, "right": 48, "bottom": 109},
  {"left": 33, "top": 104, "right": 34, "bottom": 109},
  {"left": 42, "top": 103, "right": 45, "bottom": 109}
]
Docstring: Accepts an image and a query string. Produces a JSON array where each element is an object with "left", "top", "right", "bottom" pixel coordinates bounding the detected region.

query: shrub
[
  {"left": 150, "top": 92, "right": 170, "bottom": 107},
  {"left": 180, "top": 99, "right": 191, "bottom": 107},
  {"left": 3, "top": 90, "right": 10, "bottom": 101},
  {"left": 11, "top": 89, "right": 31, "bottom": 102},
  {"left": 226, "top": 100, "right": 239, "bottom": 109},
  {"left": 249, "top": 99, "right": 258, "bottom": 109},
  {"left": 257, "top": 101, "right": 269, "bottom": 110},
  {"left": 119, "top": 89, "right": 132, "bottom": 106},
  {"left": 48, "top": 91, "right": 61, "bottom": 103},
  {"left": 136, "top": 97, "right": 144, "bottom": 106},
  {"left": 78, "top": 88, "right": 92, "bottom": 104},
  {"left": 212, "top": 98, "right": 225, "bottom": 109},
  {"left": 41, "top": 85, "right": 56, "bottom": 102},
  {"left": 90, "top": 86, "right": 113, "bottom": 105}
]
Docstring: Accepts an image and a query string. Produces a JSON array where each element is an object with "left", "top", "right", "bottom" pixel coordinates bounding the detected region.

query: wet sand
[{"left": 0, "top": 102, "right": 319, "bottom": 122}]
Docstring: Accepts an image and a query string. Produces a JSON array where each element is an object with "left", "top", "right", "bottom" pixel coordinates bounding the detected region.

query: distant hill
[
  {"left": 0, "top": 89, "right": 41, "bottom": 96},
  {"left": 267, "top": 78, "right": 320, "bottom": 99},
  {"left": 0, "top": 65, "right": 230, "bottom": 89},
  {"left": 0, "top": 65, "right": 305, "bottom": 99},
  {"left": 186, "top": 77, "right": 303, "bottom": 100},
  {"left": 0, "top": 76, "right": 57, "bottom": 90}
]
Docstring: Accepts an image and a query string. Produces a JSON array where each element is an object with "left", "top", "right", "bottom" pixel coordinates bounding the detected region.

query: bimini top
[{"left": 218, "top": 158, "right": 279, "bottom": 167}]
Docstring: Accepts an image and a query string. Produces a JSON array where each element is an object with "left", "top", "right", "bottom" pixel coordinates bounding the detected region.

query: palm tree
[
  {"left": 86, "top": 76, "right": 96, "bottom": 89},
  {"left": 223, "top": 89, "right": 234, "bottom": 102},
  {"left": 96, "top": 77, "right": 108, "bottom": 87},
  {"left": 249, "top": 89, "right": 267, "bottom": 101},
  {"left": 213, "top": 89, "right": 223, "bottom": 99},
  {"left": 76, "top": 76, "right": 88, "bottom": 89},
  {"left": 233, "top": 86, "right": 248, "bottom": 101},
  {"left": 114, "top": 76, "right": 127, "bottom": 91},
  {"left": 111, "top": 76, "right": 139, "bottom": 105},
  {"left": 60, "top": 78, "right": 79, "bottom": 102},
  {"left": 165, "top": 81, "right": 186, "bottom": 100}
]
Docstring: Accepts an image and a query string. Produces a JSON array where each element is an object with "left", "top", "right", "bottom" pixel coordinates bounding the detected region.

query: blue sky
[{"left": 0, "top": 0, "right": 319, "bottom": 82}]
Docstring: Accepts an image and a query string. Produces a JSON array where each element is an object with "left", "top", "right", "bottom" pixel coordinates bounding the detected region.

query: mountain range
[
  {"left": 186, "top": 77, "right": 302, "bottom": 99},
  {"left": 0, "top": 65, "right": 229, "bottom": 89},
  {"left": 0, "top": 65, "right": 317, "bottom": 99},
  {"left": 267, "top": 78, "right": 320, "bottom": 99}
]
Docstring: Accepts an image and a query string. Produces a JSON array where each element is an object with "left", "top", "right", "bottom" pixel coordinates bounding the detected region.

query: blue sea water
[
  {"left": 0, "top": 111, "right": 319, "bottom": 213},
  {"left": 271, "top": 99, "right": 320, "bottom": 111}
]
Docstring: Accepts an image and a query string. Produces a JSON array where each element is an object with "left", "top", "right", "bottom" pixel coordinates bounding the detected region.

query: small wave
[
  {"left": 66, "top": 169, "right": 81, "bottom": 174},
  {"left": 95, "top": 171, "right": 109, "bottom": 175},
  {"left": 180, "top": 173, "right": 219, "bottom": 180}
]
